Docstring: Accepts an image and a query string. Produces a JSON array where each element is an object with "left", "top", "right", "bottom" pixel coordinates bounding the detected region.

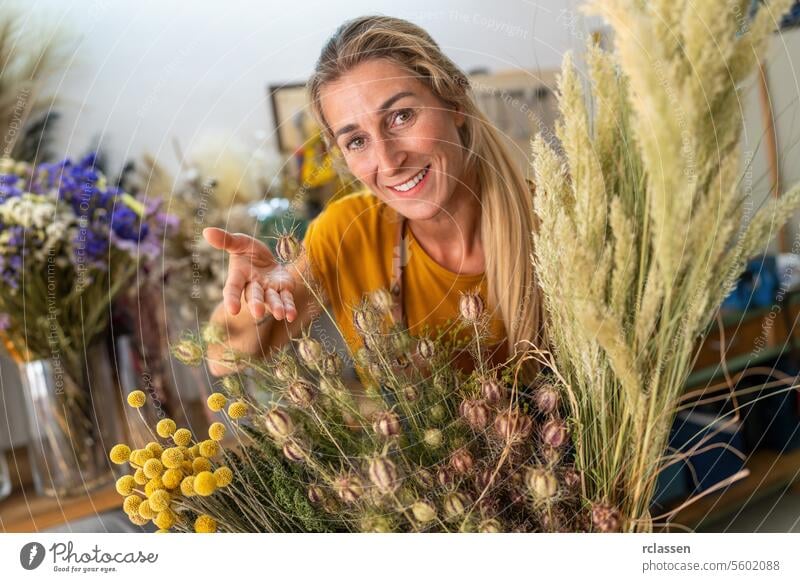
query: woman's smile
[{"left": 387, "top": 163, "right": 431, "bottom": 198}]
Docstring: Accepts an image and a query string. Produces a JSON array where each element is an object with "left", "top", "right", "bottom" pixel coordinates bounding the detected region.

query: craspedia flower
[
  {"left": 207, "top": 392, "right": 227, "bottom": 412},
  {"left": 208, "top": 422, "right": 226, "bottom": 442},
  {"left": 192, "top": 457, "right": 212, "bottom": 474},
  {"left": 123, "top": 494, "right": 143, "bottom": 515},
  {"left": 172, "top": 428, "right": 193, "bottom": 447},
  {"left": 148, "top": 489, "right": 171, "bottom": 512},
  {"left": 154, "top": 509, "right": 177, "bottom": 530},
  {"left": 109, "top": 444, "right": 131, "bottom": 465},
  {"left": 143, "top": 458, "right": 164, "bottom": 479},
  {"left": 180, "top": 476, "right": 195, "bottom": 497},
  {"left": 228, "top": 400, "right": 248, "bottom": 419},
  {"left": 128, "top": 513, "right": 149, "bottom": 526},
  {"left": 199, "top": 439, "right": 220, "bottom": 458},
  {"left": 126, "top": 390, "right": 147, "bottom": 408},
  {"left": 154, "top": 529, "right": 170, "bottom": 534},
  {"left": 144, "top": 477, "right": 165, "bottom": 497},
  {"left": 145, "top": 441, "right": 164, "bottom": 457},
  {"left": 156, "top": 418, "right": 177, "bottom": 438},
  {"left": 195, "top": 514, "right": 218, "bottom": 533},
  {"left": 193, "top": 471, "right": 217, "bottom": 496},
  {"left": 115, "top": 475, "right": 136, "bottom": 496},
  {"left": 458, "top": 290, "right": 484, "bottom": 322},
  {"left": 162, "top": 468, "right": 183, "bottom": 489},
  {"left": 275, "top": 233, "right": 300, "bottom": 263},
  {"left": 137, "top": 500, "right": 155, "bottom": 520},
  {"left": 133, "top": 468, "right": 147, "bottom": 486},
  {"left": 129, "top": 448, "right": 153, "bottom": 466},
  {"left": 214, "top": 466, "right": 233, "bottom": 487},
  {"left": 161, "top": 447, "right": 184, "bottom": 469}
]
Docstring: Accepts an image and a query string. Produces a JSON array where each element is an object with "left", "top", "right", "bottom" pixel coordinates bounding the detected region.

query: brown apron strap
[{"left": 389, "top": 216, "right": 408, "bottom": 330}]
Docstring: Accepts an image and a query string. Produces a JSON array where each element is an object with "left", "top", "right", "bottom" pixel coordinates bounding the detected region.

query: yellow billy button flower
[
  {"left": 145, "top": 441, "right": 164, "bottom": 457},
  {"left": 228, "top": 401, "right": 248, "bottom": 419},
  {"left": 109, "top": 444, "right": 131, "bottom": 465},
  {"left": 192, "top": 457, "right": 212, "bottom": 474},
  {"left": 123, "top": 494, "right": 143, "bottom": 515},
  {"left": 133, "top": 468, "right": 147, "bottom": 485},
  {"left": 129, "top": 448, "right": 154, "bottom": 467},
  {"left": 143, "top": 458, "right": 164, "bottom": 479},
  {"left": 137, "top": 500, "right": 155, "bottom": 520},
  {"left": 207, "top": 392, "right": 227, "bottom": 412},
  {"left": 199, "top": 439, "right": 220, "bottom": 458},
  {"left": 154, "top": 509, "right": 176, "bottom": 530},
  {"left": 194, "top": 514, "right": 217, "bottom": 533},
  {"left": 148, "top": 489, "right": 171, "bottom": 512},
  {"left": 172, "top": 428, "right": 192, "bottom": 447},
  {"left": 180, "top": 476, "right": 195, "bottom": 497},
  {"left": 161, "top": 447, "right": 184, "bottom": 469},
  {"left": 144, "top": 477, "right": 165, "bottom": 497},
  {"left": 208, "top": 422, "right": 226, "bottom": 442},
  {"left": 156, "top": 418, "right": 177, "bottom": 438},
  {"left": 162, "top": 468, "right": 183, "bottom": 489},
  {"left": 126, "top": 390, "right": 147, "bottom": 408},
  {"left": 128, "top": 513, "right": 149, "bottom": 526},
  {"left": 193, "top": 471, "right": 216, "bottom": 496},
  {"left": 214, "top": 467, "right": 233, "bottom": 488},
  {"left": 115, "top": 475, "right": 136, "bottom": 496}
]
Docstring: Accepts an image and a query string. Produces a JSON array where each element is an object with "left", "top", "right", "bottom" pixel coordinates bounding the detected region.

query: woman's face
[{"left": 319, "top": 58, "right": 468, "bottom": 222}]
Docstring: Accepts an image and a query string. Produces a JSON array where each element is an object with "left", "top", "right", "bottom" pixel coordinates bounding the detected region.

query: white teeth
[{"left": 391, "top": 166, "right": 428, "bottom": 192}]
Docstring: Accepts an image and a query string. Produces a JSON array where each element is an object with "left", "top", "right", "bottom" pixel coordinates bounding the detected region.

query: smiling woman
[{"left": 205, "top": 15, "right": 546, "bottom": 381}]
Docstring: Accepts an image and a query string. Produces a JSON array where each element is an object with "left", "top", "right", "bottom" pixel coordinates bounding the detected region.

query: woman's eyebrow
[{"left": 333, "top": 91, "right": 416, "bottom": 140}]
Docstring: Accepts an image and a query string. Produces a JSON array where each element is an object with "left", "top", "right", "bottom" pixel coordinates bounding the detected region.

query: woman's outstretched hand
[{"left": 202, "top": 227, "right": 297, "bottom": 323}]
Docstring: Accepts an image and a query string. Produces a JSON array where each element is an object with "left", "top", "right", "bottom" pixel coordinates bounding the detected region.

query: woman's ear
[{"left": 453, "top": 104, "right": 466, "bottom": 128}]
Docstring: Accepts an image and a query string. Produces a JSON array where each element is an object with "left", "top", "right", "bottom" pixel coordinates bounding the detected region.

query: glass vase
[{"left": 18, "top": 338, "right": 125, "bottom": 498}]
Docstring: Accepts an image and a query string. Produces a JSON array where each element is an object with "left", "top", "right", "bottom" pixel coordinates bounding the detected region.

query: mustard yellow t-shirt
[{"left": 302, "top": 189, "right": 507, "bottom": 357}]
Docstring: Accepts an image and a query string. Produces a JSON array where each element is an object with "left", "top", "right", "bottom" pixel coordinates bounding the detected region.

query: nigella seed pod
[
  {"left": 534, "top": 384, "right": 560, "bottom": 415},
  {"left": 275, "top": 233, "right": 300, "bottom": 263},
  {"left": 173, "top": 339, "right": 204, "bottom": 367},
  {"left": 321, "top": 353, "right": 342, "bottom": 376},
  {"left": 475, "top": 468, "right": 496, "bottom": 491},
  {"left": 591, "top": 503, "right": 622, "bottom": 533},
  {"left": 264, "top": 408, "right": 294, "bottom": 440},
  {"left": 353, "top": 305, "right": 381, "bottom": 335},
  {"left": 526, "top": 467, "right": 558, "bottom": 500},
  {"left": 416, "top": 338, "right": 435, "bottom": 360},
  {"left": 423, "top": 428, "right": 444, "bottom": 449},
  {"left": 414, "top": 468, "right": 435, "bottom": 489},
  {"left": 369, "top": 288, "right": 393, "bottom": 313},
  {"left": 480, "top": 378, "right": 506, "bottom": 405},
  {"left": 478, "top": 497, "right": 500, "bottom": 519},
  {"left": 443, "top": 492, "right": 471, "bottom": 520},
  {"left": 562, "top": 467, "right": 582, "bottom": 490},
  {"left": 372, "top": 411, "right": 401, "bottom": 438},
  {"left": 368, "top": 457, "right": 399, "bottom": 494},
  {"left": 493, "top": 408, "right": 533, "bottom": 442},
  {"left": 542, "top": 446, "right": 562, "bottom": 466},
  {"left": 411, "top": 500, "right": 437, "bottom": 523},
  {"left": 402, "top": 385, "right": 419, "bottom": 402},
  {"left": 334, "top": 474, "right": 364, "bottom": 503},
  {"left": 541, "top": 418, "right": 568, "bottom": 449},
  {"left": 282, "top": 439, "right": 307, "bottom": 463},
  {"left": 459, "top": 398, "right": 490, "bottom": 430},
  {"left": 287, "top": 379, "right": 317, "bottom": 408},
  {"left": 450, "top": 448, "right": 475, "bottom": 475},
  {"left": 429, "top": 404, "right": 446, "bottom": 422},
  {"left": 274, "top": 359, "right": 297, "bottom": 382},
  {"left": 478, "top": 518, "right": 503, "bottom": 533},
  {"left": 432, "top": 374, "right": 449, "bottom": 395},
  {"left": 298, "top": 336, "right": 323, "bottom": 366},
  {"left": 458, "top": 291, "right": 484, "bottom": 322},
  {"left": 307, "top": 485, "right": 325, "bottom": 505},
  {"left": 436, "top": 466, "right": 454, "bottom": 488}
]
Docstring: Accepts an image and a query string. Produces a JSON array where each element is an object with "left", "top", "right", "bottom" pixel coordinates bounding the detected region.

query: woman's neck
[{"left": 406, "top": 170, "right": 484, "bottom": 275}]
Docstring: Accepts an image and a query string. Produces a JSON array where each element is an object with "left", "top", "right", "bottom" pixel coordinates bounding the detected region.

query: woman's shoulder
[{"left": 306, "top": 187, "right": 395, "bottom": 239}]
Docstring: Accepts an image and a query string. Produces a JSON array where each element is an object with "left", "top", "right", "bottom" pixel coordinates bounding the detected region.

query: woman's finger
[
  {"left": 266, "top": 287, "right": 285, "bottom": 320},
  {"left": 203, "top": 227, "right": 273, "bottom": 260},
  {"left": 222, "top": 268, "right": 246, "bottom": 315},
  {"left": 280, "top": 289, "right": 297, "bottom": 323},
  {"left": 244, "top": 281, "right": 266, "bottom": 319}
]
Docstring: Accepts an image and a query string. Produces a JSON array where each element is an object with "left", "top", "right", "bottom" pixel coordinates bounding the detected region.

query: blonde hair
[{"left": 307, "top": 15, "right": 547, "bottom": 379}]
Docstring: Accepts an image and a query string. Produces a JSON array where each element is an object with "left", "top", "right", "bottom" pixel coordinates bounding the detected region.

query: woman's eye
[
  {"left": 346, "top": 136, "right": 366, "bottom": 151},
  {"left": 392, "top": 109, "right": 414, "bottom": 126}
]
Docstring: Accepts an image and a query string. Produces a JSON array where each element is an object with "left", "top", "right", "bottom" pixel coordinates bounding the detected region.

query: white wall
[{"left": 22, "top": 0, "right": 597, "bottom": 176}]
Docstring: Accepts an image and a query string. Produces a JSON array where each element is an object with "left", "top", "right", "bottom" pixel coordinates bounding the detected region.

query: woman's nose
[{"left": 374, "top": 135, "right": 407, "bottom": 178}]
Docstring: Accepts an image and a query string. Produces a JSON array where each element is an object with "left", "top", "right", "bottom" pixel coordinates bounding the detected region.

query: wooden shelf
[{"left": 662, "top": 448, "right": 800, "bottom": 530}]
